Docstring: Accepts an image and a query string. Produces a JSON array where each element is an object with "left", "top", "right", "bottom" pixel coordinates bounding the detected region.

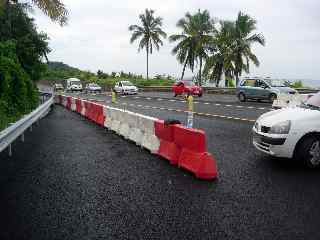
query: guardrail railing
[{"left": 0, "top": 93, "right": 54, "bottom": 156}]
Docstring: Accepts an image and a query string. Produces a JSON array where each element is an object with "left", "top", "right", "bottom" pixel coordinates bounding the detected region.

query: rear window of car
[{"left": 241, "top": 79, "right": 256, "bottom": 87}]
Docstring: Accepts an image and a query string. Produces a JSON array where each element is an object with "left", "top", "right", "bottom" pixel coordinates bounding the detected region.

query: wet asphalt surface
[{"left": 0, "top": 92, "right": 320, "bottom": 239}]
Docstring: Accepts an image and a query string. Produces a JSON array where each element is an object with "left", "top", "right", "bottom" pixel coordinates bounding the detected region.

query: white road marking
[
  {"left": 204, "top": 102, "right": 210, "bottom": 105},
  {"left": 146, "top": 97, "right": 151, "bottom": 100},
  {"left": 236, "top": 106, "right": 243, "bottom": 108},
  {"left": 258, "top": 107, "right": 265, "bottom": 110},
  {"left": 247, "top": 106, "right": 254, "bottom": 109},
  {"left": 215, "top": 104, "right": 221, "bottom": 106},
  {"left": 137, "top": 105, "right": 142, "bottom": 107},
  {"left": 169, "top": 99, "right": 176, "bottom": 102},
  {"left": 134, "top": 96, "right": 139, "bottom": 99},
  {"left": 226, "top": 105, "right": 232, "bottom": 107},
  {"left": 157, "top": 98, "right": 163, "bottom": 101},
  {"left": 193, "top": 101, "right": 199, "bottom": 104}
]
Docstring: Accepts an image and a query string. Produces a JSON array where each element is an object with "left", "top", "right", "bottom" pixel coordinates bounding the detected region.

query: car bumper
[
  {"left": 124, "top": 90, "right": 138, "bottom": 94},
  {"left": 252, "top": 129, "right": 295, "bottom": 158}
]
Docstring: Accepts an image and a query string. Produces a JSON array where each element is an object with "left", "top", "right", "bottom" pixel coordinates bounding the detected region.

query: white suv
[{"left": 253, "top": 91, "right": 320, "bottom": 167}]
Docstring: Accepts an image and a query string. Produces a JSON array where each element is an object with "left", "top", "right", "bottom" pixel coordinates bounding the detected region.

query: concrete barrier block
[
  {"left": 142, "top": 134, "right": 160, "bottom": 153},
  {"left": 128, "top": 128, "right": 143, "bottom": 145}
]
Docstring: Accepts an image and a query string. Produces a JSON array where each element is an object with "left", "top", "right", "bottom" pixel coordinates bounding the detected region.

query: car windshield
[
  {"left": 90, "top": 84, "right": 99, "bottom": 87},
  {"left": 122, "top": 81, "right": 133, "bottom": 86},
  {"left": 183, "top": 81, "right": 194, "bottom": 86},
  {"left": 301, "top": 92, "right": 320, "bottom": 110},
  {"left": 264, "top": 79, "right": 286, "bottom": 87},
  {"left": 71, "top": 81, "right": 81, "bottom": 86}
]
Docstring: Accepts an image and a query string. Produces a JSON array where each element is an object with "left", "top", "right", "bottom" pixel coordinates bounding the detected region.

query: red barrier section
[
  {"left": 92, "top": 103, "right": 104, "bottom": 126},
  {"left": 174, "top": 125, "right": 206, "bottom": 153},
  {"left": 66, "top": 97, "right": 72, "bottom": 110},
  {"left": 154, "top": 120, "right": 181, "bottom": 165},
  {"left": 174, "top": 125, "right": 217, "bottom": 179},
  {"left": 75, "top": 99, "right": 82, "bottom": 113}
]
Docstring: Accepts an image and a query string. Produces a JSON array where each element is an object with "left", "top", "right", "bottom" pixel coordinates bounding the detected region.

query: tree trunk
[
  {"left": 198, "top": 57, "right": 202, "bottom": 86},
  {"left": 180, "top": 60, "right": 187, "bottom": 80},
  {"left": 235, "top": 74, "right": 239, "bottom": 86},
  {"left": 146, "top": 44, "right": 149, "bottom": 80},
  {"left": 6, "top": 0, "right": 11, "bottom": 38}
]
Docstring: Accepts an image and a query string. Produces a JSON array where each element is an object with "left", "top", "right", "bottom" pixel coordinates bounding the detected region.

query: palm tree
[
  {"left": 233, "top": 11, "right": 265, "bottom": 85},
  {"left": 129, "top": 9, "right": 167, "bottom": 80},
  {"left": 3, "top": 0, "right": 68, "bottom": 25},
  {"left": 203, "top": 21, "right": 235, "bottom": 87},
  {"left": 170, "top": 10, "right": 214, "bottom": 85},
  {"left": 169, "top": 13, "right": 197, "bottom": 80},
  {"left": 192, "top": 10, "right": 214, "bottom": 85}
]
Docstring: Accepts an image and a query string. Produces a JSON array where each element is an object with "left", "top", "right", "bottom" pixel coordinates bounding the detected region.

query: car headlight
[{"left": 269, "top": 120, "right": 291, "bottom": 134}]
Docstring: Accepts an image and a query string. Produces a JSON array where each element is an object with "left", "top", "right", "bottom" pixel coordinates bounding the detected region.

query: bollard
[
  {"left": 112, "top": 91, "right": 116, "bottom": 104},
  {"left": 186, "top": 95, "right": 194, "bottom": 128},
  {"left": 187, "top": 95, "right": 193, "bottom": 111}
]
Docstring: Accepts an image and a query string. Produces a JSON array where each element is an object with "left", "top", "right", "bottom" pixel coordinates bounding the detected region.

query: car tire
[
  {"left": 238, "top": 93, "right": 246, "bottom": 102},
  {"left": 174, "top": 93, "right": 177, "bottom": 97},
  {"left": 198, "top": 93, "right": 203, "bottom": 97},
  {"left": 269, "top": 93, "right": 277, "bottom": 103},
  {"left": 295, "top": 135, "right": 320, "bottom": 168}
]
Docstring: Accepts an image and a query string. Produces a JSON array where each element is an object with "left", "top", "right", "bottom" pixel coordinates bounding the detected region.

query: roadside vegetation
[
  {"left": 0, "top": 0, "right": 67, "bottom": 130},
  {"left": 42, "top": 62, "right": 174, "bottom": 89}
]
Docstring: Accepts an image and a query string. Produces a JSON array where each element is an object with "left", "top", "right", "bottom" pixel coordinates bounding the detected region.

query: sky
[{"left": 33, "top": 0, "right": 320, "bottom": 80}]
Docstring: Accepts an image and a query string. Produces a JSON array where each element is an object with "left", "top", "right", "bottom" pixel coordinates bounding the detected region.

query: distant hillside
[{"left": 47, "top": 61, "right": 80, "bottom": 71}]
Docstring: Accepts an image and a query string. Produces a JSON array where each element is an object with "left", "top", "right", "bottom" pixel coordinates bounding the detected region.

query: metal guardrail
[{"left": 0, "top": 94, "right": 54, "bottom": 155}]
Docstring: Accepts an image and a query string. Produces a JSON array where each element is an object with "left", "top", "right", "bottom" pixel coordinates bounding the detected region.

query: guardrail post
[
  {"left": 21, "top": 133, "right": 24, "bottom": 142},
  {"left": 30, "top": 125, "right": 33, "bottom": 132},
  {"left": 186, "top": 95, "right": 194, "bottom": 128}
]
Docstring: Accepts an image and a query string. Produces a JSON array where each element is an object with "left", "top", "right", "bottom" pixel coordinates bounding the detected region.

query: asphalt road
[{"left": 0, "top": 92, "right": 320, "bottom": 239}]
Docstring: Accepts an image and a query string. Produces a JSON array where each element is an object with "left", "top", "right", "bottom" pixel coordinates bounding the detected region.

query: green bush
[
  {"left": 290, "top": 80, "right": 304, "bottom": 89},
  {"left": 0, "top": 41, "right": 38, "bottom": 131}
]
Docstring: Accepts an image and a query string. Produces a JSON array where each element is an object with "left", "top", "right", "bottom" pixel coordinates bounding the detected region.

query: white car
[
  {"left": 253, "top": 91, "right": 320, "bottom": 167},
  {"left": 114, "top": 81, "right": 138, "bottom": 95},
  {"left": 66, "top": 78, "right": 83, "bottom": 92},
  {"left": 85, "top": 83, "right": 102, "bottom": 93}
]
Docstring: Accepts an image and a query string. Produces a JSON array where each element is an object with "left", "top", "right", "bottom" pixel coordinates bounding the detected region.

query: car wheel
[
  {"left": 174, "top": 93, "right": 177, "bottom": 97},
  {"left": 238, "top": 93, "right": 246, "bottom": 102},
  {"left": 295, "top": 135, "right": 320, "bottom": 168},
  {"left": 198, "top": 93, "right": 203, "bottom": 97},
  {"left": 269, "top": 93, "right": 277, "bottom": 103}
]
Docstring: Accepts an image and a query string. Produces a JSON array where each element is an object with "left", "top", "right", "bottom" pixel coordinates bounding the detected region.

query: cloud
[{"left": 33, "top": 0, "right": 320, "bottom": 79}]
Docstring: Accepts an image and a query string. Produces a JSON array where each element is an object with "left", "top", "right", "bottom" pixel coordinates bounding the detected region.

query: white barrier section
[
  {"left": 127, "top": 112, "right": 143, "bottom": 145},
  {"left": 103, "top": 106, "right": 111, "bottom": 129},
  {"left": 101, "top": 104, "right": 160, "bottom": 153},
  {"left": 137, "top": 114, "right": 160, "bottom": 153},
  {"left": 71, "top": 97, "right": 77, "bottom": 111},
  {"left": 110, "top": 108, "right": 122, "bottom": 133}
]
